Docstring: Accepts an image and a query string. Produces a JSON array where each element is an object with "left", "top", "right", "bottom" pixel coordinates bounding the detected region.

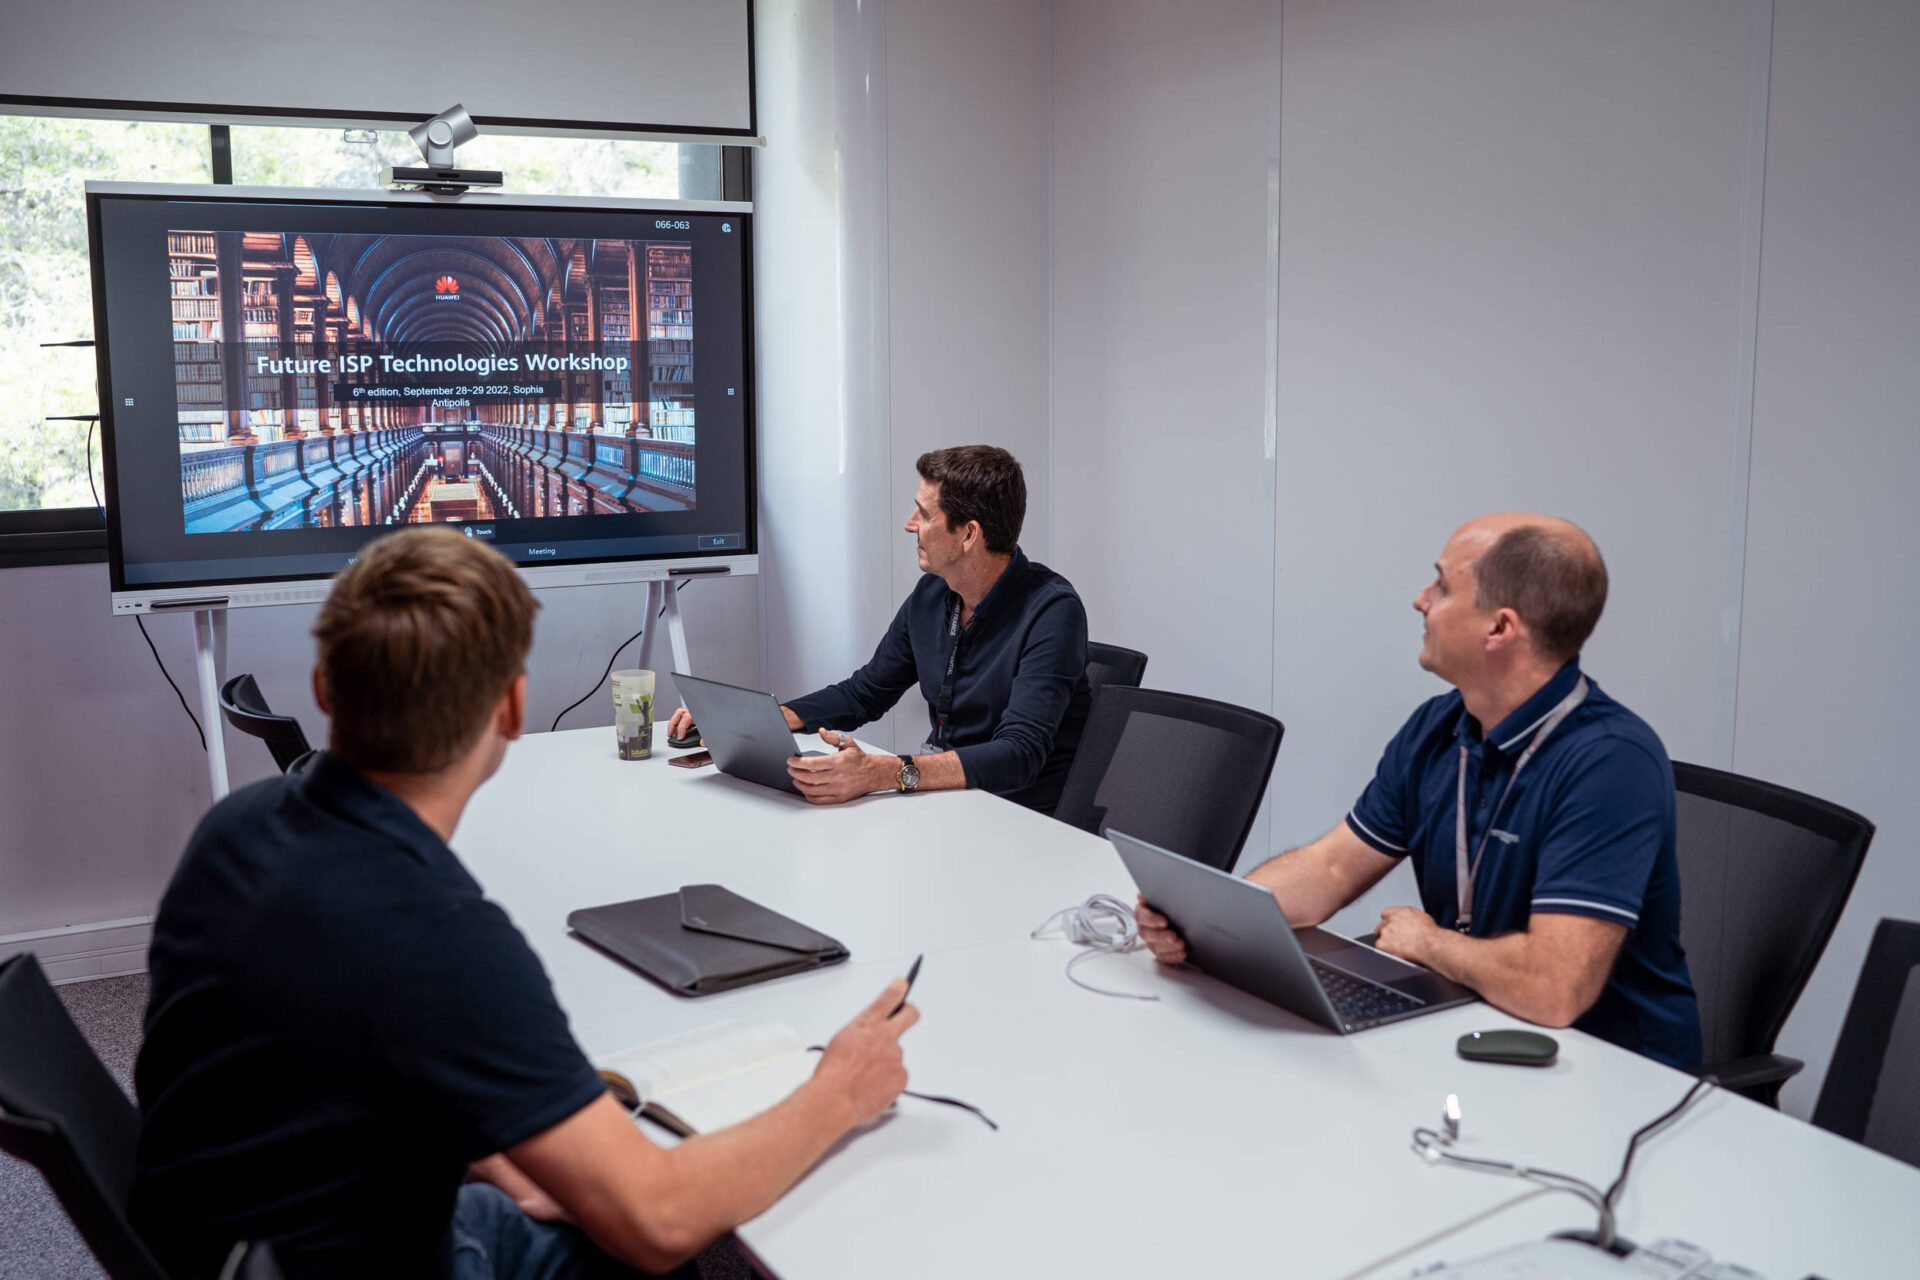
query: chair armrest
[{"left": 1698, "top": 1053, "right": 1804, "bottom": 1092}]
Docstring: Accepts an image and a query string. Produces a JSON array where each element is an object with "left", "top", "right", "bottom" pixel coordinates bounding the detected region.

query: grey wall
[
  {"left": 883, "top": 0, "right": 1052, "bottom": 749},
  {"left": 0, "top": 563, "right": 761, "bottom": 940},
  {"left": 1050, "top": 0, "right": 1282, "bottom": 857},
  {"left": 1266, "top": 0, "right": 1759, "bottom": 943},
  {"left": 1727, "top": 0, "right": 1920, "bottom": 1116},
  {"left": 756, "top": 0, "right": 1052, "bottom": 756},
  {"left": 1046, "top": 0, "right": 1920, "bottom": 1118}
]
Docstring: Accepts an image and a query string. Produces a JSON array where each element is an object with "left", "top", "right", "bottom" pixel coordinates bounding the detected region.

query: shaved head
[{"left": 1461, "top": 514, "right": 1608, "bottom": 663}]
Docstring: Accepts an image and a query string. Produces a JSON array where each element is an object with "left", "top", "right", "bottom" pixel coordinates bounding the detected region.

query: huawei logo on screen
[{"left": 434, "top": 275, "right": 461, "bottom": 298}]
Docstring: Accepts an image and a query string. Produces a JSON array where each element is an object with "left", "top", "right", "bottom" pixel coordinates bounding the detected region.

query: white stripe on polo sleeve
[
  {"left": 1346, "top": 811, "right": 1407, "bottom": 853},
  {"left": 1530, "top": 896, "right": 1640, "bottom": 925}
]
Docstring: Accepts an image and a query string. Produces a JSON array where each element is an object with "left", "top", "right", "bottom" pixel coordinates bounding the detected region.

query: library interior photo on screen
[{"left": 167, "top": 228, "right": 698, "bottom": 533}]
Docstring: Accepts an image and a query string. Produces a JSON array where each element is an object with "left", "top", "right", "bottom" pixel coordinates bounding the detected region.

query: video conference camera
[{"left": 383, "top": 104, "right": 504, "bottom": 194}]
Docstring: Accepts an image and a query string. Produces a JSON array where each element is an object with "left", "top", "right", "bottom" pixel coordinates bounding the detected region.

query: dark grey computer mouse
[{"left": 1457, "top": 1029, "right": 1559, "bottom": 1066}]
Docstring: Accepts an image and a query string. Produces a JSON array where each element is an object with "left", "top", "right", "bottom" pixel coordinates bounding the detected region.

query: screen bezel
[{"left": 85, "top": 182, "right": 758, "bottom": 611}]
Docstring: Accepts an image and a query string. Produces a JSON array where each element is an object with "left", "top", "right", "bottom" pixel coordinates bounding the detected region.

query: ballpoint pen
[{"left": 890, "top": 953, "right": 923, "bottom": 1017}]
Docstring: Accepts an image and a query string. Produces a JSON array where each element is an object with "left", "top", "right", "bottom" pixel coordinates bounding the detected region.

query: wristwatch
[{"left": 896, "top": 755, "right": 921, "bottom": 793}]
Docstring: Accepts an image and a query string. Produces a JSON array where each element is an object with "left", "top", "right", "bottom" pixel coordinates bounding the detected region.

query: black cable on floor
[
  {"left": 549, "top": 581, "right": 689, "bottom": 733},
  {"left": 135, "top": 615, "right": 207, "bottom": 752}
]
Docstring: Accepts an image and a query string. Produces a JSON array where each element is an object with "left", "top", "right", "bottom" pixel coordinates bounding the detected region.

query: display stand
[
  {"left": 191, "top": 608, "right": 231, "bottom": 800},
  {"left": 634, "top": 579, "right": 694, "bottom": 679}
]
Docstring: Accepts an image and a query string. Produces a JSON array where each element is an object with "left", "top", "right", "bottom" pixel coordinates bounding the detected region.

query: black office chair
[
  {"left": 218, "top": 673, "right": 314, "bottom": 774},
  {"left": 1054, "top": 686, "right": 1282, "bottom": 872},
  {"left": 1812, "top": 918, "right": 1920, "bottom": 1170},
  {"left": 1085, "top": 642, "right": 1148, "bottom": 694},
  {"left": 0, "top": 952, "right": 169, "bottom": 1280},
  {"left": 0, "top": 956, "right": 286, "bottom": 1280},
  {"left": 1672, "top": 762, "right": 1874, "bottom": 1107}
]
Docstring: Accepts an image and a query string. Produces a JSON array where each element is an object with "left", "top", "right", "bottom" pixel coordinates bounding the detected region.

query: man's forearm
[
  {"left": 1411, "top": 929, "right": 1587, "bottom": 1027},
  {"left": 568, "top": 1078, "right": 857, "bottom": 1271},
  {"left": 650, "top": 1077, "right": 857, "bottom": 1252},
  {"left": 1246, "top": 847, "right": 1364, "bottom": 927}
]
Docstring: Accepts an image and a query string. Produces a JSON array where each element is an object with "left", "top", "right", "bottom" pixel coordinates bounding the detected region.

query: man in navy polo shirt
[
  {"left": 133, "top": 528, "right": 921, "bottom": 1279},
  {"left": 1136, "top": 514, "right": 1701, "bottom": 1068},
  {"left": 667, "top": 445, "right": 1091, "bottom": 814}
]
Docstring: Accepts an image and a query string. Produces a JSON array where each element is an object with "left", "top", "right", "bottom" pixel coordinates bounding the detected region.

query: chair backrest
[
  {"left": 1813, "top": 918, "right": 1920, "bottom": 1170},
  {"left": 0, "top": 954, "right": 170, "bottom": 1280},
  {"left": 1054, "top": 686, "right": 1282, "bottom": 872},
  {"left": 218, "top": 673, "right": 314, "bottom": 774},
  {"left": 1085, "top": 642, "right": 1148, "bottom": 694},
  {"left": 1672, "top": 761, "right": 1874, "bottom": 1070}
]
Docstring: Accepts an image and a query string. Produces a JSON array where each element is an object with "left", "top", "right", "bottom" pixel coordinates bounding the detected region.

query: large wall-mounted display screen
[{"left": 87, "top": 185, "right": 755, "bottom": 605}]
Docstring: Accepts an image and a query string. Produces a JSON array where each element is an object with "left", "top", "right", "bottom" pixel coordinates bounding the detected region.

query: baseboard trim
[{"left": 0, "top": 916, "right": 152, "bottom": 984}]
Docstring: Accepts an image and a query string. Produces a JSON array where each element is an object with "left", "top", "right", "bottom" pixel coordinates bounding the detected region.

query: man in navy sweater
[{"left": 670, "top": 445, "right": 1091, "bottom": 813}]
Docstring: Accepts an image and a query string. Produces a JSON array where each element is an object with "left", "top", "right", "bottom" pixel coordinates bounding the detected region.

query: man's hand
[
  {"left": 1374, "top": 906, "right": 1444, "bottom": 967},
  {"left": 1135, "top": 896, "right": 1188, "bottom": 965},
  {"left": 468, "top": 1153, "right": 571, "bottom": 1224},
  {"left": 787, "top": 730, "right": 890, "bottom": 805},
  {"left": 809, "top": 978, "right": 918, "bottom": 1127}
]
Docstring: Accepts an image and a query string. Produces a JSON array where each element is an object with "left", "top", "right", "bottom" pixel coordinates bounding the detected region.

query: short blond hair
[{"left": 313, "top": 528, "right": 538, "bottom": 773}]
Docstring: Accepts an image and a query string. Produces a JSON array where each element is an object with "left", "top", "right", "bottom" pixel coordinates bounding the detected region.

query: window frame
[{"left": 0, "top": 114, "right": 751, "bottom": 568}]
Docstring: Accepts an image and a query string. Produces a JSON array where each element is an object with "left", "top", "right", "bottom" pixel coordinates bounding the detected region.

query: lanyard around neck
[
  {"left": 1453, "top": 676, "right": 1589, "bottom": 931},
  {"left": 933, "top": 598, "right": 965, "bottom": 747}
]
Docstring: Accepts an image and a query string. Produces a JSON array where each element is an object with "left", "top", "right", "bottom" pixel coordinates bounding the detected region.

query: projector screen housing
[{"left": 87, "top": 183, "right": 757, "bottom": 613}]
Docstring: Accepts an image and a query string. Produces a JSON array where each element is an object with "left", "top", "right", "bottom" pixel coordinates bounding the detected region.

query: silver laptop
[
  {"left": 673, "top": 673, "right": 825, "bottom": 797},
  {"left": 1109, "top": 830, "right": 1478, "bottom": 1033}
]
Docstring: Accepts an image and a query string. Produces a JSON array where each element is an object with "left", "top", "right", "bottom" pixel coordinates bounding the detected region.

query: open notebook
[{"left": 598, "top": 1020, "right": 818, "bottom": 1138}]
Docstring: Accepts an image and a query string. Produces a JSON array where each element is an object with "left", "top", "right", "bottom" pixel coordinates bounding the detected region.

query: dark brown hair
[
  {"left": 313, "top": 527, "right": 538, "bottom": 773},
  {"left": 1473, "top": 525, "right": 1609, "bottom": 663},
  {"left": 916, "top": 445, "right": 1026, "bottom": 555}
]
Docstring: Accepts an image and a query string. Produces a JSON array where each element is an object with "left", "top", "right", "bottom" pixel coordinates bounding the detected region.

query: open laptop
[
  {"left": 1109, "top": 829, "right": 1478, "bottom": 1033},
  {"left": 673, "top": 673, "right": 825, "bottom": 797}
]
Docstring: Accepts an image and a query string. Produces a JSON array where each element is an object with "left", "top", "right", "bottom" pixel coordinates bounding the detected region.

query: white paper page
[
  {"left": 650, "top": 1051, "right": 823, "bottom": 1134},
  {"left": 599, "top": 1028, "right": 810, "bottom": 1113}
]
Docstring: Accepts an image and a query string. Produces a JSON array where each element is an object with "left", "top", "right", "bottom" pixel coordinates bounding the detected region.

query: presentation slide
[{"left": 90, "top": 190, "right": 754, "bottom": 594}]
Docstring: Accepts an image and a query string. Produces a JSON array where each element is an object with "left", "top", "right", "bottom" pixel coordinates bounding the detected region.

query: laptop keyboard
[{"left": 1310, "top": 960, "right": 1425, "bottom": 1028}]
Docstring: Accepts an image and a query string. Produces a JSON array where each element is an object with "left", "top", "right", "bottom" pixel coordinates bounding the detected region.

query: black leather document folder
[{"left": 567, "top": 884, "right": 849, "bottom": 996}]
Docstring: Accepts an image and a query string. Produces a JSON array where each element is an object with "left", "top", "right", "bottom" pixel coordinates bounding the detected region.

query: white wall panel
[
  {"left": 1731, "top": 0, "right": 1920, "bottom": 1116},
  {"left": 752, "top": 0, "right": 895, "bottom": 720},
  {"left": 1269, "top": 2, "right": 1760, "bottom": 938},
  {"left": 1049, "top": 0, "right": 1280, "bottom": 858},
  {"left": 883, "top": 0, "right": 1052, "bottom": 750}
]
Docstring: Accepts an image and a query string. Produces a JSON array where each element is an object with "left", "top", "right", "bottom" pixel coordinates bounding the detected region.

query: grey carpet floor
[{"left": 0, "top": 973, "right": 754, "bottom": 1279}]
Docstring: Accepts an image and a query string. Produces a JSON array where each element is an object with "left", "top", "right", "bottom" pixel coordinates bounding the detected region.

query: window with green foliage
[
  {"left": 0, "top": 113, "right": 725, "bottom": 543},
  {"left": 1, "top": 118, "right": 211, "bottom": 514},
  {"left": 228, "top": 126, "right": 714, "bottom": 199}
]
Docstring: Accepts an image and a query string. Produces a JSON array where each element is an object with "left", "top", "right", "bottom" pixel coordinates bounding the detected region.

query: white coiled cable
[{"left": 1031, "top": 893, "right": 1160, "bottom": 1001}]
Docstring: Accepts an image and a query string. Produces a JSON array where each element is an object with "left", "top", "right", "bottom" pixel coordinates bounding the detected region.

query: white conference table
[{"left": 456, "top": 728, "right": 1920, "bottom": 1278}]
